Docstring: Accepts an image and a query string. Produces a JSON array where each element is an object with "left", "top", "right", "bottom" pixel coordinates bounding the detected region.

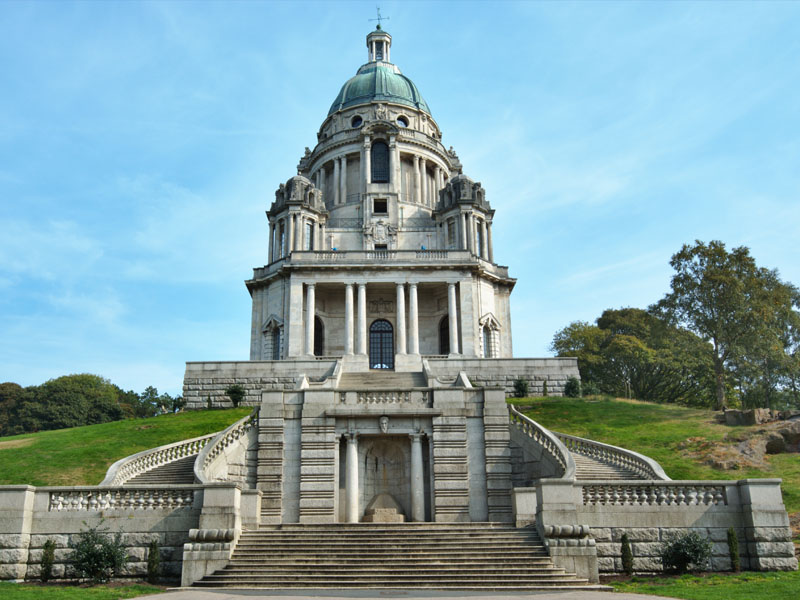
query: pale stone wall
[
  {"left": 183, "top": 360, "right": 337, "bottom": 410},
  {"left": 426, "top": 357, "right": 580, "bottom": 397}
]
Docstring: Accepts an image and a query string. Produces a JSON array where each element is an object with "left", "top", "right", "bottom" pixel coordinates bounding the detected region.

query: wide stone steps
[
  {"left": 572, "top": 453, "right": 642, "bottom": 480},
  {"left": 337, "top": 371, "right": 427, "bottom": 389},
  {"left": 194, "top": 523, "right": 602, "bottom": 590},
  {"left": 125, "top": 454, "right": 197, "bottom": 485}
]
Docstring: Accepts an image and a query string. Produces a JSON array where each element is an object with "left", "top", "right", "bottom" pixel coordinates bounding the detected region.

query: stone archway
[{"left": 360, "top": 436, "right": 410, "bottom": 520}]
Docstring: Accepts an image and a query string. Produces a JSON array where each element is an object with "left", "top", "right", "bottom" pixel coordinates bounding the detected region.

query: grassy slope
[
  {"left": 611, "top": 571, "right": 800, "bottom": 600},
  {"left": 0, "top": 582, "right": 162, "bottom": 600},
  {"left": 0, "top": 408, "right": 251, "bottom": 486},
  {"left": 512, "top": 397, "right": 800, "bottom": 516}
]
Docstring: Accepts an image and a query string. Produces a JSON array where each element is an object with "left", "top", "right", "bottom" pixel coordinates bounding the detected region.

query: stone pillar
[
  {"left": 420, "top": 158, "right": 428, "bottom": 207},
  {"left": 357, "top": 283, "right": 367, "bottom": 355},
  {"left": 344, "top": 283, "right": 354, "bottom": 355},
  {"left": 319, "top": 165, "right": 326, "bottom": 201},
  {"left": 396, "top": 283, "right": 406, "bottom": 355},
  {"left": 487, "top": 221, "right": 494, "bottom": 262},
  {"left": 413, "top": 155, "right": 421, "bottom": 204},
  {"left": 287, "top": 214, "right": 295, "bottom": 255},
  {"left": 364, "top": 137, "right": 372, "bottom": 188},
  {"left": 481, "top": 219, "right": 488, "bottom": 260},
  {"left": 434, "top": 165, "right": 441, "bottom": 206},
  {"left": 461, "top": 213, "right": 468, "bottom": 250},
  {"left": 295, "top": 214, "right": 302, "bottom": 251},
  {"left": 410, "top": 433, "right": 425, "bottom": 522},
  {"left": 472, "top": 215, "right": 478, "bottom": 256},
  {"left": 345, "top": 433, "right": 359, "bottom": 523},
  {"left": 268, "top": 222, "right": 275, "bottom": 263},
  {"left": 340, "top": 156, "right": 347, "bottom": 204},
  {"left": 408, "top": 282, "right": 419, "bottom": 355},
  {"left": 448, "top": 282, "right": 459, "bottom": 354},
  {"left": 333, "top": 157, "right": 340, "bottom": 205},
  {"left": 390, "top": 136, "right": 400, "bottom": 191},
  {"left": 305, "top": 283, "right": 315, "bottom": 355}
]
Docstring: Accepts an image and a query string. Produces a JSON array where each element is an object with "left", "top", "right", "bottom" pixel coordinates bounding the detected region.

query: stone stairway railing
[
  {"left": 509, "top": 405, "right": 576, "bottom": 480},
  {"left": 554, "top": 432, "right": 670, "bottom": 481},
  {"left": 195, "top": 408, "right": 259, "bottom": 484},
  {"left": 100, "top": 433, "right": 217, "bottom": 486}
]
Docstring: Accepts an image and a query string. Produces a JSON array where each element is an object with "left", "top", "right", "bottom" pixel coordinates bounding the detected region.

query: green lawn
[
  {"left": 512, "top": 396, "right": 800, "bottom": 516},
  {"left": 0, "top": 582, "right": 163, "bottom": 600},
  {"left": 0, "top": 408, "right": 251, "bottom": 486},
  {"left": 610, "top": 571, "right": 800, "bottom": 599}
]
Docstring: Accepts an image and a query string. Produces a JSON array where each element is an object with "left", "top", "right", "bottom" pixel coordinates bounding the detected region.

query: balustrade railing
[
  {"left": 49, "top": 486, "right": 197, "bottom": 511},
  {"left": 327, "top": 217, "right": 363, "bottom": 228},
  {"left": 555, "top": 432, "right": 670, "bottom": 481},
  {"left": 356, "top": 390, "right": 430, "bottom": 405},
  {"left": 100, "top": 433, "right": 217, "bottom": 486},
  {"left": 580, "top": 482, "right": 726, "bottom": 506},
  {"left": 509, "top": 405, "right": 576, "bottom": 479},
  {"left": 195, "top": 408, "right": 259, "bottom": 483}
]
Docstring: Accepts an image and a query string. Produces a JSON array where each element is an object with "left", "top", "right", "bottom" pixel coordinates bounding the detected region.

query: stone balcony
[{"left": 250, "top": 249, "right": 511, "bottom": 281}]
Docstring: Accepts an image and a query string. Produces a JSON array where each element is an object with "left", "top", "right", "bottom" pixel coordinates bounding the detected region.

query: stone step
[
  {"left": 337, "top": 371, "right": 427, "bottom": 389},
  {"left": 125, "top": 455, "right": 197, "bottom": 485},
  {"left": 571, "top": 452, "right": 643, "bottom": 480}
]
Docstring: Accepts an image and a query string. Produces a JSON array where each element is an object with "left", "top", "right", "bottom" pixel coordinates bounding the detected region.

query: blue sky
[{"left": 2, "top": 1, "right": 799, "bottom": 395}]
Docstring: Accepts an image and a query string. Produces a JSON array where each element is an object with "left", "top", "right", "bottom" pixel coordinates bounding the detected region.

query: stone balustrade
[
  {"left": 195, "top": 409, "right": 259, "bottom": 484},
  {"left": 356, "top": 390, "right": 430, "bottom": 405},
  {"left": 555, "top": 432, "right": 670, "bottom": 481},
  {"left": 48, "top": 486, "right": 197, "bottom": 511},
  {"left": 509, "top": 405, "right": 575, "bottom": 479},
  {"left": 100, "top": 434, "right": 217, "bottom": 486},
  {"left": 580, "top": 482, "right": 726, "bottom": 507}
]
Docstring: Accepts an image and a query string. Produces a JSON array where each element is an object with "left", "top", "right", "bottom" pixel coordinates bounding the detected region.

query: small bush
[
  {"left": 564, "top": 377, "right": 581, "bottom": 398},
  {"left": 727, "top": 527, "right": 740, "bottom": 572},
  {"left": 40, "top": 538, "right": 56, "bottom": 582},
  {"left": 146, "top": 538, "right": 161, "bottom": 584},
  {"left": 513, "top": 379, "right": 529, "bottom": 398},
  {"left": 660, "top": 531, "right": 712, "bottom": 574},
  {"left": 69, "top": 520, "right": 128, "bottom": 583},
  {"left": 582, "top": 381, "right": 601, "bottom": 396},
  {"left": 621, "top": 533, "right": 634, "bottom": 575},
  {"left": 225, "top": 384, "right": 246, "bottom": 408},
  {"left": 206, "top": 395, "right": 212, "bottom": 410},
  {"left": 542, "top": 380, "right": 548, "bottom": 397}
]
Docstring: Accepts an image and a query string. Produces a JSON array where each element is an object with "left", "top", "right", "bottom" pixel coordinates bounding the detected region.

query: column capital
[
  {"left": 306, "top": 282, "right": 316, "bottom": 289},
  {"left": 413, "top": 154, "right": 419, "bottom": 165},
  {"left": 346, "top": 432, "right": 359, "bottom": 443},
  {"left": 408, "top": 282, "right": 418, "bottom": 289},
  {"left": 409, "top": 432, "right": 423, "bottom": 442}
]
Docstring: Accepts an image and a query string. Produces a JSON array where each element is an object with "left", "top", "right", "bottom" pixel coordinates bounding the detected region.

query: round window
[
  {"left": 351, "top": 115, "right": 363, "bottom": 128},
  {"left": 396, "top": 115, "right": 409, "bottom": 127}
]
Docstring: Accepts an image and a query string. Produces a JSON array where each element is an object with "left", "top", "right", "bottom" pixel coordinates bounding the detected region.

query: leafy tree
[
  {"left": 226, "top": 384, "right": 246, "bottom": 408},
  {"left": 654, "top": 240, "right": 800, "bottom": 410},
  {"left": 0, "top": 382, "right": 25, "bottom": 436}
]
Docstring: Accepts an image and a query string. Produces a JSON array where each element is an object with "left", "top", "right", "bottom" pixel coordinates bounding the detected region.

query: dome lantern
[{"left": 366, "top": 28, "right": 392, "bottom": 63}]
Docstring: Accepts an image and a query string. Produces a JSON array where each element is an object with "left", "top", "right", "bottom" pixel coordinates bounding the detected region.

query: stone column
[
  {"left": 410, "top": 433, "right": 425, "bottom": 522},
  {"left": 268, "top": 222, "right": 275, "bottom": 263},
  {"left": 448, "top": 282, "right": 459, "bottom": 354},
  {"left": 357, "top": 283, "right": 367, "bottom": 355},
  {"left": 461, "top": 213, "right": 468, "bottom": 250},
  {"left": 481, "top": 219, "right": 488, "bottom": 260},
  {"left": 390, "top": 136, "right": 400, "bottom": 191},
  {"left": 344, "top": 283, "right": 354, "bottom": 355},
  {"left": 319, "top": 165, "right": 326, "bottom": 200},
  {"left": 295, "top": 214, "right": 302, "bottom": 251},
  {"left": 364, "top": 137, "right": 372, "bottom": 188},
  {"left": 345, "top": 433, "right": 359, "bottom": 523},
  {"left": 333, "top": 157, "right": 340, "bottom": 205},
  {"left": 420, "top": 158, "right": 428, "bottom": 206},
  {"left": 487, "top": 221, "right": 494, "bottom": 262},
  {"left": 413, "top": 155, "right": 421, "bottom": 204},
  {"left": 408, "top": 282, "right": 419, "bottom": 355},
  {"left": 396, "top": 283, "right": 406, "bottom": 355},
  {"left": 434, "top": 165, "right": 441, "bottom": 206},
  {"left": 340, "top": 156, "right": 347, "bottom": 204},
  {"left": 287, "top": 214, "right": 295, "bottom": 255},
  {"left": 305, "top": 283, "right": 315, "bottom": 355}
]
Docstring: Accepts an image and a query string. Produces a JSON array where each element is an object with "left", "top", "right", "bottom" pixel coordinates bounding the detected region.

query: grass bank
[
  {"left": 0, "top": 582, "right": 163, "bottom": 599},
  {"left": 0, "top": 408, "right": 251, "bottom": 486},
  {"left": 610, "top": 570, "right": 800, "bottom": 599}
]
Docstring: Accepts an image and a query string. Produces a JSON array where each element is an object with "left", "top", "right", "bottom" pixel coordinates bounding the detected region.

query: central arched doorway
[{"left": 369, "top": 319, "right": 394, "bottom": 369}]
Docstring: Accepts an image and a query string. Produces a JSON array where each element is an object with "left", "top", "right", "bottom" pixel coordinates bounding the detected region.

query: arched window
[
  {"left": 371, "top": 141, "right": 389, "bottom": 183},
  {"left": 482, "top": 326, "right": 493, "bottom": 358},
  {"left": 439, "top": 317, "right": 450, "bottom": 355},
  {"left": 271, "top": 328, "right": 281, "bottom": 360},
  {"left": 369, "top": 319, "right": 394, "bottom": 369},
  {"left": 314, "top": 316, "right": 325, "bottom": 357}
]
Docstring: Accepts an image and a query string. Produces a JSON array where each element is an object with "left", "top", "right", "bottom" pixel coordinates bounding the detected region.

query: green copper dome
[{"left": 328, "top": 63, "right": 431, "bottom": 117}]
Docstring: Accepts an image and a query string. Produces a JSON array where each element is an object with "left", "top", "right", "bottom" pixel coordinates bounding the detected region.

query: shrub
[
  {"left": 727, "top": 527, "right": 740, "bottom": 572},
  {"left": 40, "top": 538, "right": 56, "bottom": 582},
  {"left": 513, "top": 379, "right": 529, "bottom": 398},
  {"left": 660, "top": 531, "right": 712, "bottom": 574},
  {"left": 69, "top": 520, "right": 128, "bottom": 583},
  {"left": 582, "top": 381, "right": 601, "bottom": 396},
  {"left": 542, "top": 380, "right": 548, "bottom": 397},
  {"left": 564, "top": 377, "right": 581, "bottom": 398},
  {"left": 206, "top": 395, "right": 212, "bottom": 410},
  {"left": 146, "top": 538, "right": 161, "bottom": 584},
  {"left": 620, "top": 533, "right": 633, "bottom": 575},
  {"left": 225, "top": 384, "right": 246, "bottom": 408}
]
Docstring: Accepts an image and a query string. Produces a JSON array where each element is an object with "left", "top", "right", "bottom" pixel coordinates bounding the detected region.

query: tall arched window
[
  {"left": 371, "top": 141, "right": 390, "bottom": 183},
  {"left": 439, "top": 317, "right": 450, "bottom": 355},
  {"left": 369, "top": 319, "right": 394, "bottom": 369},
  {"left": 314, "top": 316, "right": 325, "bottom": 357}
]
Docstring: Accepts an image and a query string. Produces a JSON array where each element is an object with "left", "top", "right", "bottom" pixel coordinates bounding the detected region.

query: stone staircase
[
  {"left": 125, "top": 455, "right": 197, "bottom": 485},
  {"left": 572, "top": 453, "right": 643, "bottom": 480},
  {"left": 338, "top": 371, "right": 427, "bottom": 389},
  {"left": 194, "top": 522, "right": 603, "bottom": 590}
]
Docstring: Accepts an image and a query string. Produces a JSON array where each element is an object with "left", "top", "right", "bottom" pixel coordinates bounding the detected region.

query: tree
[
  {"left": 654, "top": 241, "right": 800, "bottom": 410},
  {"left": 226, "top": 384, "right": 246, "bottom": 408}
]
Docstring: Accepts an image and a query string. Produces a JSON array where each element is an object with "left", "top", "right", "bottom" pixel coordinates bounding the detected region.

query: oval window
[
  {"left": 396, "top": 115, "right": 409, "bottom": 128},
  {"left": 351, "top": 115, "right": 363, "bottom": 128}
]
